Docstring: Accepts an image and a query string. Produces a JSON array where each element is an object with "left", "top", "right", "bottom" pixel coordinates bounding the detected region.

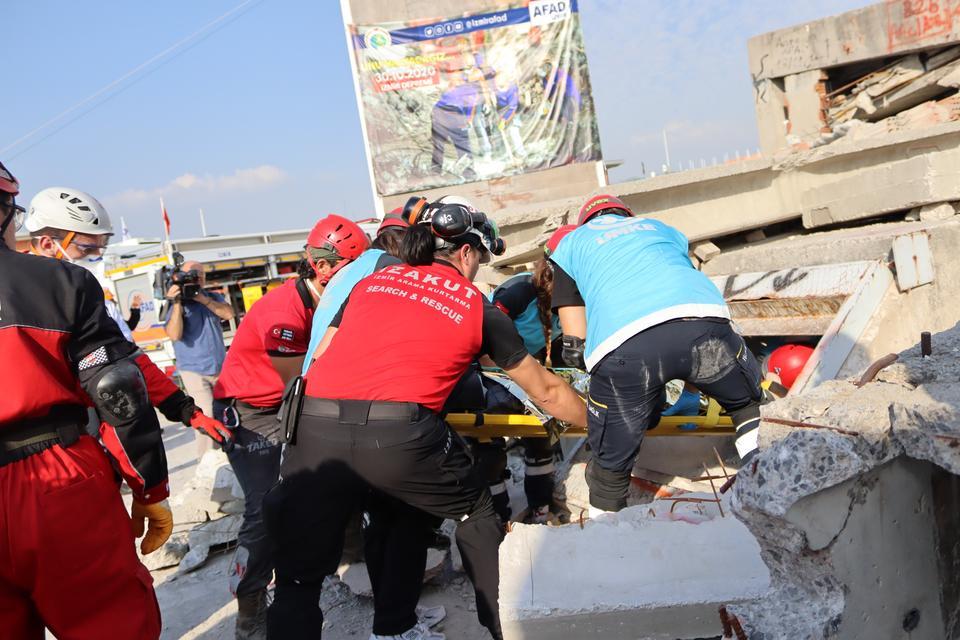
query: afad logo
[
  {"left": 364, "top": 27, "right": 391, "bottom": 49},
  {"left": 529, "top": 0, "right": 571, "bottom": 26}
]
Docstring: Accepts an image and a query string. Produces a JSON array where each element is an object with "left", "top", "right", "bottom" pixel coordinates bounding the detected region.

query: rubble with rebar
[{"left": 729, "top": 323, "right": 960, "bottom": 639}]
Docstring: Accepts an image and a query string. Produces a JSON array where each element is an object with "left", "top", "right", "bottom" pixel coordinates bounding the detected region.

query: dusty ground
[{"left": 151, "top": 421, "right": 492, "bottom": 640}]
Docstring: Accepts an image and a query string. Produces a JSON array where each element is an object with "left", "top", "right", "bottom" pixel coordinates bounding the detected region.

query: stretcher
[{"left": 446, "top": 397, "right": 733, "bottom": 440}]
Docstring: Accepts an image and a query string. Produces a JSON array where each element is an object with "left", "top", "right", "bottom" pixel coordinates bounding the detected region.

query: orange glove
[
  {"left": 131, "top": 499, "right": 173, "bottom": 555},
  {"left": 188, "top": 408, "right": 234, "bottom": 445}
]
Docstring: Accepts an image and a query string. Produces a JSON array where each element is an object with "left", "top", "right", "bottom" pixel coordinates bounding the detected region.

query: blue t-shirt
[
  {"left": 172, "top": 291, "right": 227, "bottom": 375},
  {"left": 549, "top": 215, "right": 728, "bottom": 371},
  {"left": 490, "top": 273, "right": 561, "bottom": 356},
  {"left": 302, "top": 249, "right": 399, "bottom": 373}
]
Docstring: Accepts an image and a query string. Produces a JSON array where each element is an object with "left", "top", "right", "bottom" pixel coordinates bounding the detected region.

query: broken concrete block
[
  {"left": 218, "top": 498, "right": 245, "bottom": 516},
  {"left": 692, "top": 240, "right": 721, "bottom": 262},
  {"left": 178, "top": 514, "right": 242, "bottom": 573},
  {"left": 211, "top": 463, "right": 243, "bottom": 504},
  {"left": 336, "top": 561, "right": 373, "bottom": 597},
  {"left": 140, "top": 531, "right": 190, "bottom": 571},
  {"left": 499, "top": 504, "right": 769, "bottom": 639},
  {"left": 745, "top": 229, "right": 766, "bottom": 243},
  {"left": 918, "top": 202, "right": 957, "bottom": 221},
  {"left": 441, "top": 520, "right": 464, "bottom": 573},
  {"left": 422, "top": 548, "right": 448, "bottom": 584}
]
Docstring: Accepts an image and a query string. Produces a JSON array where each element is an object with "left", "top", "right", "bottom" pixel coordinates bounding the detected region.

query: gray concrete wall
[
  {"left": 748, "top": 1, "right": 960, "bottom": 82},
  {"left": 785, "top": 457, "right": 945, "bottom": 639},
  {"left": 492, "top": 122, "right": 960, "bottom": 266},
  {"left": 837, "top": 220, "right": 960, "bottom": 378}
]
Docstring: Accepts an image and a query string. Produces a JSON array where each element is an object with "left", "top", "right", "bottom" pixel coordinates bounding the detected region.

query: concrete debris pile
[
  {"left": 730, "top": 322, "right": 960, "bottom": 638},
  {"left": 141, "top": 449, "right": 244, "bottom": 572},
  {"left": 499, "top": 493, "right": 769, "bottom": 640}
]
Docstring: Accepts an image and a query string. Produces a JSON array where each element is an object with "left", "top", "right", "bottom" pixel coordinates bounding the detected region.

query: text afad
[{"left": 529, "top": 0, "right": 571, "bottom": 26}]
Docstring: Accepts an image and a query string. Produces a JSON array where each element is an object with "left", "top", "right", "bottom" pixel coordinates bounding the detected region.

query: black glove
[{"left": 561, "top": 335, "right": 586, "bottom": 371}]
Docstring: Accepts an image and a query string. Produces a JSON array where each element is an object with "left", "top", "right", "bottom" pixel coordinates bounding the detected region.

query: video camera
[{"left": 156, "top": 252, "right": 202, "bottom": 302}]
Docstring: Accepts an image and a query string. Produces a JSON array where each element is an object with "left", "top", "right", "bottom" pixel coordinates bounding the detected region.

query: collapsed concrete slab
[
  {"left": 499, "top": 497, "right": 769, "bottom": 640},
  {"left": 729, "top": 323, "right": 960, "bottom": 638}
]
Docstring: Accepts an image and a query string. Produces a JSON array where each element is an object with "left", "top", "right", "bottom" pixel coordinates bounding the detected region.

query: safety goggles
[{"left": 0, "top": 198, "right": 25, "bottom": 234}]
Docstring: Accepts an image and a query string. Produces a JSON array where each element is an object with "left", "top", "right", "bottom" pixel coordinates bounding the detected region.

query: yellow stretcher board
[{"left": 445, "top": 399, "right": 733, "bottom": 439}]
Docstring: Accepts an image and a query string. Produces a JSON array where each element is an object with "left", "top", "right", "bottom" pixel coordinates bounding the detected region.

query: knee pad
[
  {"left": 585, "top": 458, "right": 630, "bottom": 512},
  {"left": 92, "top": 358, "right": 150, "bottom": 422}
]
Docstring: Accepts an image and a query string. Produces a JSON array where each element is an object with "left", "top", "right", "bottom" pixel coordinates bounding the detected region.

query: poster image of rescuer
[{"left": 351, "top": 3, "right": 602, "bottom": 196}]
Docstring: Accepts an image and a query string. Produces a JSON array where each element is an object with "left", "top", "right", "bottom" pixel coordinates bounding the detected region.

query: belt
[
  {"left": 301, "top": 398, "right": 429, "bottom": 425},
  {"left": 0, "top": 406, "right": 85, "bottom": 468}
]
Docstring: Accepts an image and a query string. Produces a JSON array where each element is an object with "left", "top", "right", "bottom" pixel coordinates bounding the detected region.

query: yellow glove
[{"left": 131, "top": 499, "right": 173, "bottom": 555}]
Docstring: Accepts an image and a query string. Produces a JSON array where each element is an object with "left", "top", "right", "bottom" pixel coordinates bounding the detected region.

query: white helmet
[{"left": 26, "top": 187, "right": 113, "bottom": 236}]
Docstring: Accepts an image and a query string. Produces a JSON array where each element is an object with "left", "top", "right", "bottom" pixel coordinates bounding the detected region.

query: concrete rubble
[
  {"left": 729, "top": 323, "right": 960, "bottom": 639},
  {"left": 160, "top": 449, "right": 246, "bottom": 574}
]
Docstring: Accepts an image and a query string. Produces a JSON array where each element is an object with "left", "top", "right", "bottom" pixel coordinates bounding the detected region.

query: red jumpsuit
[{"left": 0, "top": 248, "right": 168, "bottom": 639}]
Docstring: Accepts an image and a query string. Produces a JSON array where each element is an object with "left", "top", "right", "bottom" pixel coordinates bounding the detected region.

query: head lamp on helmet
[{"left": 416, "top": 195, "right": 506, "bottom": 257}]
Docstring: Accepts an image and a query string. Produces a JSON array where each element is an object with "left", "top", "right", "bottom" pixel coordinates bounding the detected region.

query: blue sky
[{"left": 5, "top": 1, "right": 866, "bottom": 239}]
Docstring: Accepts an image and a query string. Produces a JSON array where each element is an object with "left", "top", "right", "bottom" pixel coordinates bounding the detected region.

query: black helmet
[{"left": 403, "top": 195, "right": 506, "bottom": 256}]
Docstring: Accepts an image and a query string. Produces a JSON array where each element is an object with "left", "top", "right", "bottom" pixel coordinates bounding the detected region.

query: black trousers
[
  {"left": 587, "top": 318, "right": 763, "bottom": 511},
  {"left": 263, "top": 400, "right": 504, "bottom": 640}
]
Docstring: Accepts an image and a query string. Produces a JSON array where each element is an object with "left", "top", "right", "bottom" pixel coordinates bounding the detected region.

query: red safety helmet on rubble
[
  {"left": 402, "top": 194, "right": 506, "bottom": 256},
  {"left": 305, "top": 214, "right": 370, "bottom": 284},
  {"left": 767, "top": 343, "right": 814, "bottom": 390},
  {"left": 577, "top": 194, "right": 634, "bottom": 226}
]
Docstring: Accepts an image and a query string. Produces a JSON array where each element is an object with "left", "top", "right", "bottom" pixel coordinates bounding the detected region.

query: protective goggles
[
  {"left": 402, "top": 196, "right": 506, "bottom": 256},
  {"left": 0, "top": 198, "right": 25, "bottom": 235}
]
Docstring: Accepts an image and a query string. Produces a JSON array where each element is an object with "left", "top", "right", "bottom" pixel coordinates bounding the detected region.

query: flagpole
[
  {"left": 160, "top": 197, "right": 173, "bottom": 263},
  {"left": 199, "top": 207, "right": 208, "bottom": 237}
]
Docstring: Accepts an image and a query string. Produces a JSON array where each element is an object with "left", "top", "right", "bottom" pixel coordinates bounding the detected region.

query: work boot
[
  {"left": 416, "top": 604, "right": 446, "bottom": 628},
  {"left": 369, "top": 621, "right": 446, "bottom": 640},
  {"left": 235, "top": 590, "right": 268, "bottom": 640}
]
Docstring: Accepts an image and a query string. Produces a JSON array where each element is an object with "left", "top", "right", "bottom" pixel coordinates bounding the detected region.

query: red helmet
[
  {"left": 377, "top": 207, "right": 409, "bottom": 235},
  {"left": 307, "top": 214, "right": 369, "bottom": 262},
  {"left": 767, "top": 344, "right": 814, "bottom": 389},
  {"left": 544, "top": 224, "right": 576, "bottom": 257},
  {"left": 0, "top": 161, "right": 19, "bottom": 195},
  {"left": 578, "top": 194, "right": 633, "bottom": 226}
]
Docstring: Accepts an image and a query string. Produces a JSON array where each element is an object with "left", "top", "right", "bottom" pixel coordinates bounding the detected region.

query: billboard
[{"left": 348, "top": 0, "right": 602, "bottom": 197}]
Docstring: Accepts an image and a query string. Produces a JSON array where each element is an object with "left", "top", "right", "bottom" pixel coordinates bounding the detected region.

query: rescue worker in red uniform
[
  {"left": 23, "top": 186, "right": 234, "bottom": 449},
  {"left": 0, "top": 160, "right": 171, "bottom": 639},
  {"left": 263, "top": 195, "right": 588, "bottom": 640},
  {"left": 213, "top": 215, "right": 369, "bottom": 639}
]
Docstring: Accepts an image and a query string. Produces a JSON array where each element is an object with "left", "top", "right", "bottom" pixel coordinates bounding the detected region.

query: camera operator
[{"left": 164, "top": 261, "right": 235, "bottom": 458}]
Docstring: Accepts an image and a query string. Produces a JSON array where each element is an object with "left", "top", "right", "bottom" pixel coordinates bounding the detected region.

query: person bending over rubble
[
  {"left": 299, "top": 210, "right": 449, "bottom": 638},
  {"left": 212, "top": 214, "right": 368, "bottom": 639},
  {"left": 263, "top": 195, "right": 587, "bottom": 640},
  {"left": 548, "top": 195, "right": 764, "bottom": 516},
  {"left": 443, "top": 224, "right": 578, "bottom": 525},
  {"left": 0, "top": 161, "right": 172, "bottom": 638}
]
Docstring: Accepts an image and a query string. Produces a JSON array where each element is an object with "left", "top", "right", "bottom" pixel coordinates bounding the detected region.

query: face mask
[{"left": 54, "top": 239, "right": 108, "bottom": 285}]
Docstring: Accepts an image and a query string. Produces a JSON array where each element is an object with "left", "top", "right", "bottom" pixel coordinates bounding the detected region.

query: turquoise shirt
[{"left": 549, "top": 215, "right": 728, "bottom": 371}]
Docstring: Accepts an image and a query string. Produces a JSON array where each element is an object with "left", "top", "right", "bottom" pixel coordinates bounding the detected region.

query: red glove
[{"left": 188, "top": 409, "right": 234, "bottom": 445}]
